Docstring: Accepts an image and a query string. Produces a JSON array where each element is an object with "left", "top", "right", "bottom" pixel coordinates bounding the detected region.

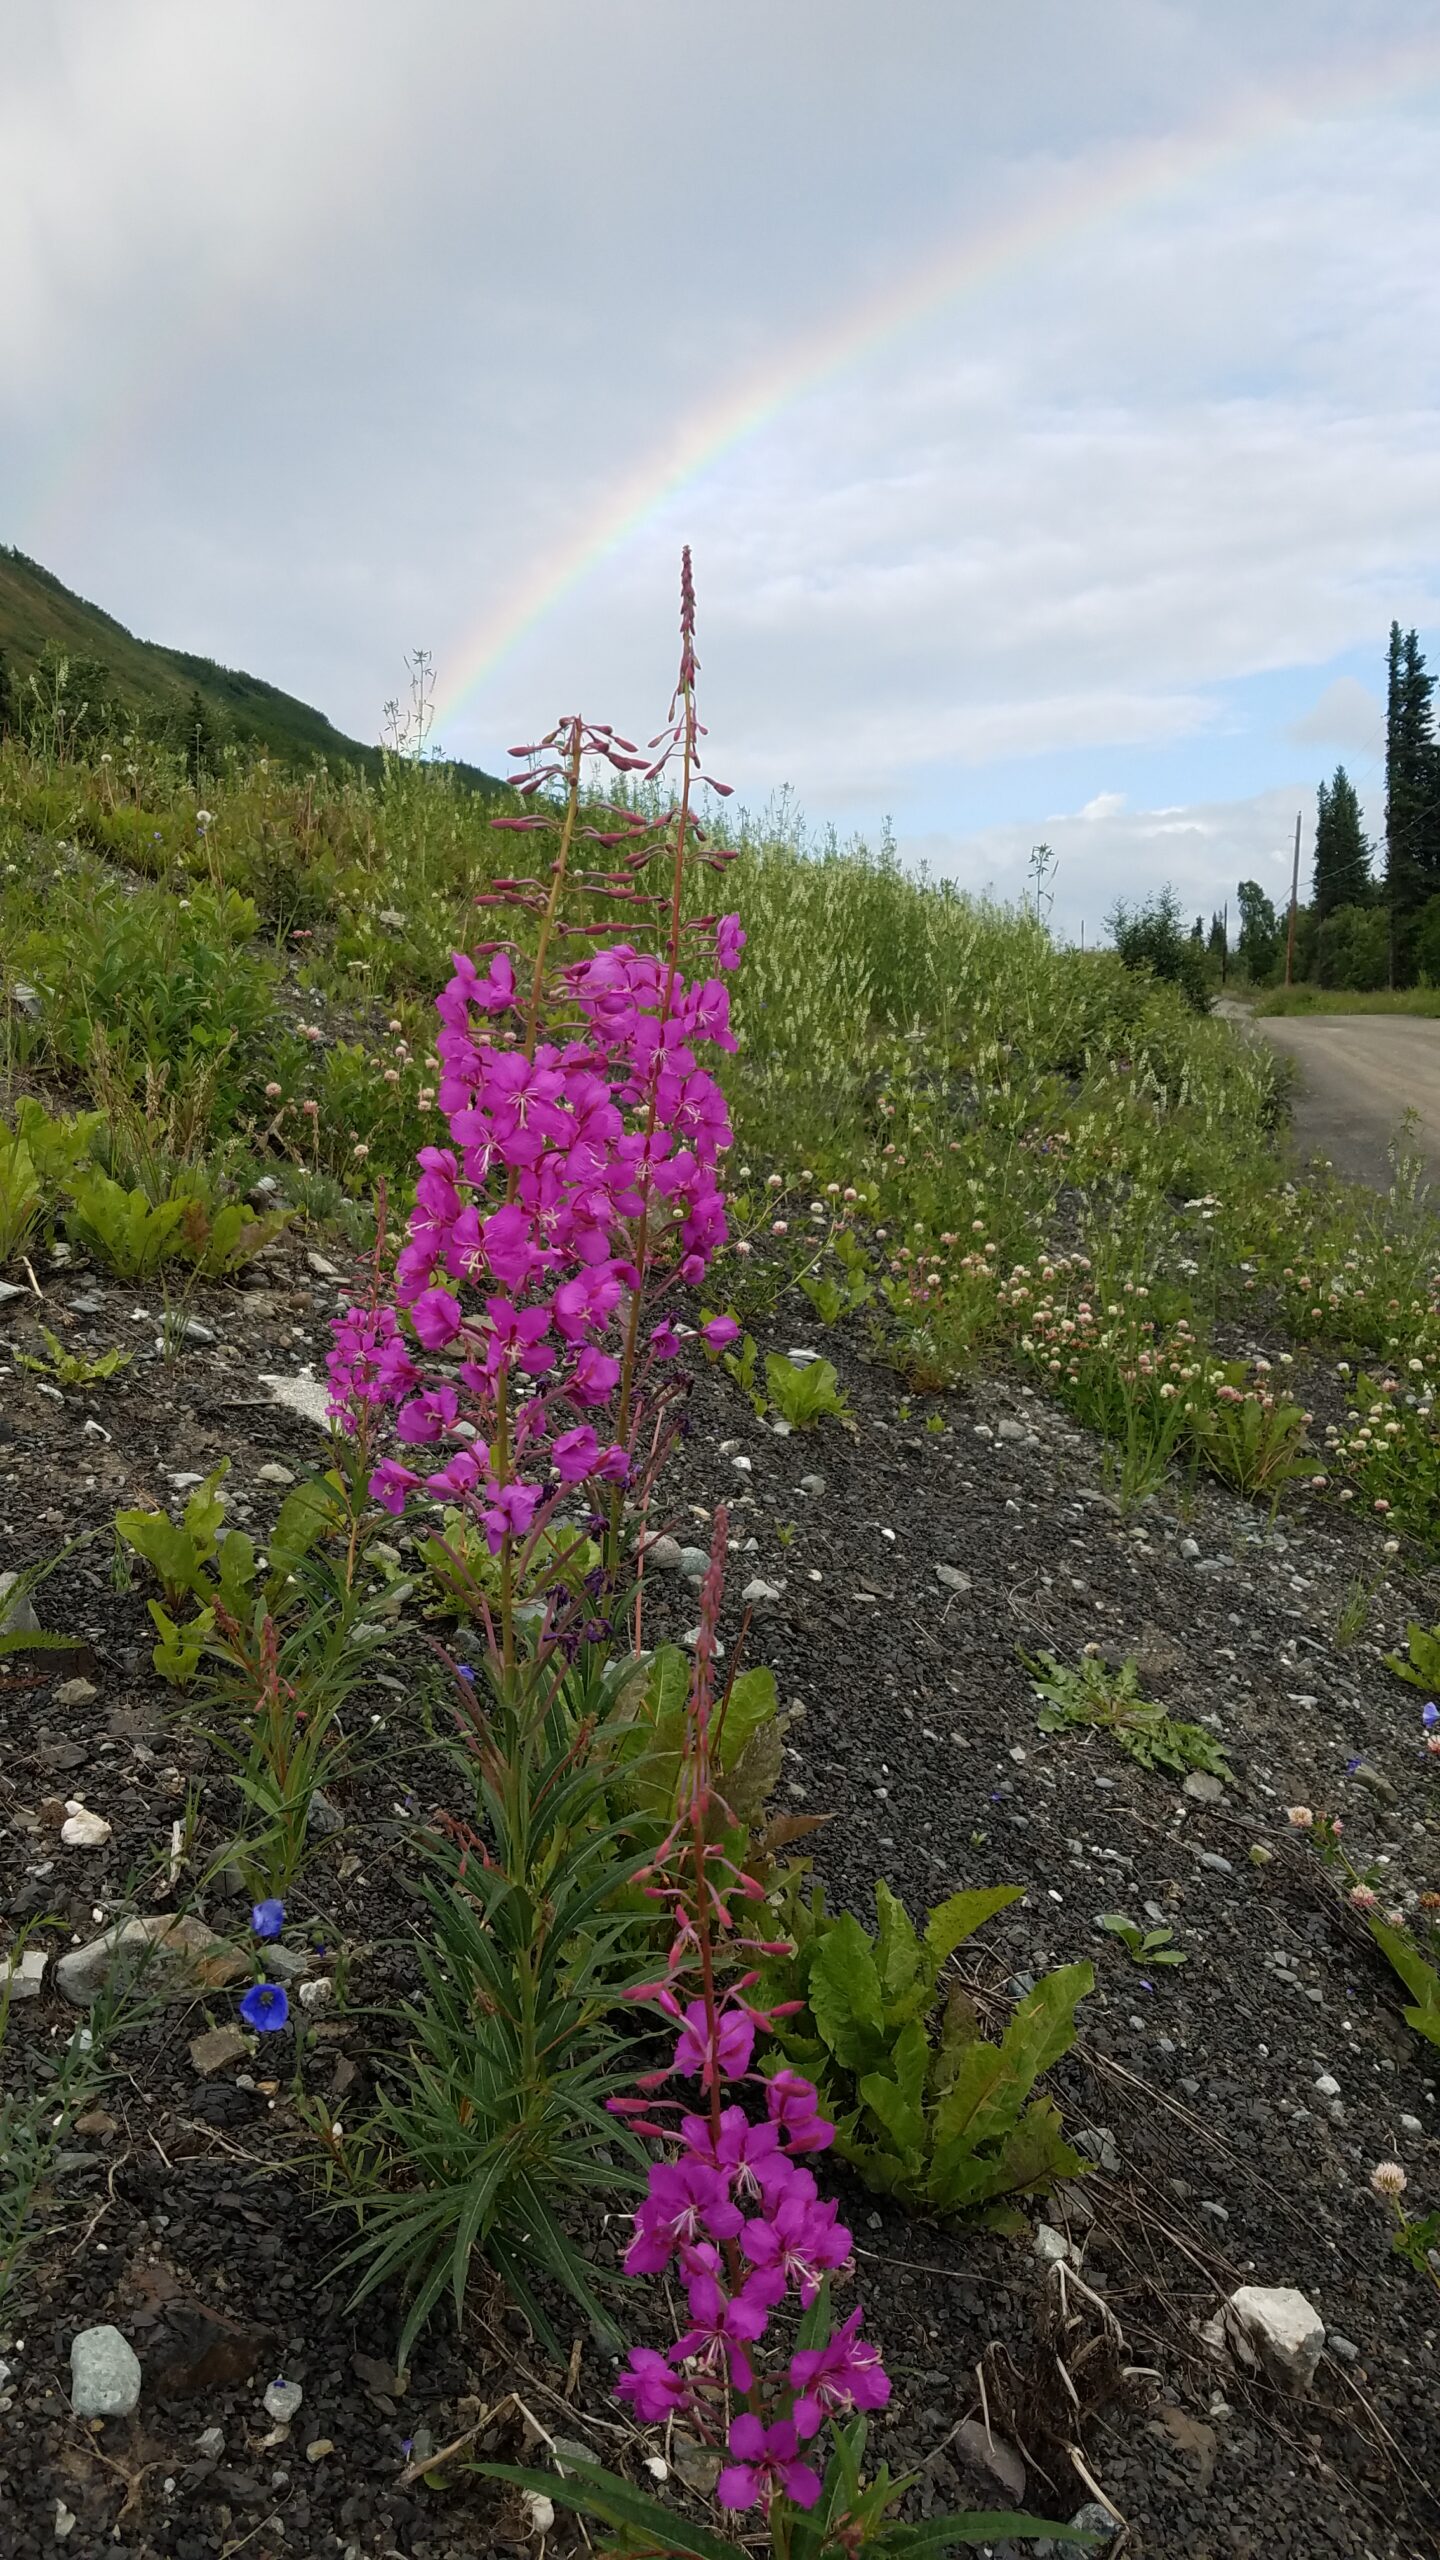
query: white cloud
[
  {"left": 0, "top": 0, "right": 1435, "bottom": 836},
  {"left": 1288, "top": 675, "right": 1387, "bottom": 753},
  {"left": 898, "top": 780, "right": 1372, "bottom": 943}
]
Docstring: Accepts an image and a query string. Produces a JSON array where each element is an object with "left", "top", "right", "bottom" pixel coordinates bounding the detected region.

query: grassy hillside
[{"left": 0, "top": 545, "right": 499, "bottom": 789}]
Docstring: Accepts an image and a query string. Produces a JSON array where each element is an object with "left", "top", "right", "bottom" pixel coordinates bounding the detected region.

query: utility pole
[
  {"left": 1221, "top": 898, "right": 1228, "bottom": 986},
  {"left": 1284, "top": 809, "right": 1302, "bottom": 987}
]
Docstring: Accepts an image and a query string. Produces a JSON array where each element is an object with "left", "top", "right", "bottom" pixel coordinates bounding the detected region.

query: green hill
[{"left": 0, "top": 546, "right": 499, "bottom": 789}]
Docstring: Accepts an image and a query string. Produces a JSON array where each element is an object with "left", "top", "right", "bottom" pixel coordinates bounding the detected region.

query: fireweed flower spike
[
  {"left": 605, "top": 1507, "right": 886, "bottom": 2519},
  {"left": 325, "top": 552, "right": 742, "bottom": 1627}
]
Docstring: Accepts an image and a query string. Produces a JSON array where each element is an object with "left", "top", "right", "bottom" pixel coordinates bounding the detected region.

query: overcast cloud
[{"left": 2, "top": 0, "right": 1437, "bottom": 937}]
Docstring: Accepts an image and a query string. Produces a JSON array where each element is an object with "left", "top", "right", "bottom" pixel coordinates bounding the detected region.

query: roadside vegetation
[{"left": 2, "top": 569, "right": 1438, "bottom": 2554}]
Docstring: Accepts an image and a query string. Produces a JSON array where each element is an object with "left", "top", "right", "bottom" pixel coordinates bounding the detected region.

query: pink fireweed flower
[
  {"left": 741, "top": 2179, "right": 852, "bottom": 2304},
  {"left": 679, "top": 2103, "right": 788, "bottom": 2201},
  {"left": 717, "top": 2415, "right": 822, "bottom": 2514},
  {"left": 624, "top": 2158, "right": 744, "bottom": 2275},
  {"left": 789, "top": 2306, "right": 891, "bottom": 2429},
  {"left": 671, "top": 2265, "right": 780, "bottom": 2392},
  {"left": 701, "top": 1314, "right": 740, "bottom": 1349},
  {"left": 765, "top": 2067, "right": 835, "bottom": 2152},
  {"left": 614, "top": 2348, "right": 691, "bottom": 2424},
  {"left": 410, "top": 1286, "right": 464, "bottom": 1349},
  {"left": 673, "top": 1997, "right": 755, "bottom": 2087},
  {"left": 715, "top": 914, "right": 746, "bottom": 971}
]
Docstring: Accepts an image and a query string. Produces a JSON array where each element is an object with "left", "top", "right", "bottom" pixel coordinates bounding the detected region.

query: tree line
[{"left": 1112, "top": 621, "right": 1439, "bottom": 1002}]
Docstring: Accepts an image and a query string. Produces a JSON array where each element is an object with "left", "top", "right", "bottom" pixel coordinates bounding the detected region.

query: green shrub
[
  {"left": 760, "top": 1877, "right": 1091, "bottom": 2227},
  {"left": 1108, "top": 888, "right": 1211, "bottom": 1014}
]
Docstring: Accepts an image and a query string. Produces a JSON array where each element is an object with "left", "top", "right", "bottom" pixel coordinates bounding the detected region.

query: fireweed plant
[
  {"left": 314, "top": 564, "right": 1076, "bottom": 2546},
  {"left": 482, "top": 1512, "right": 1078, "bottom": 2553}
]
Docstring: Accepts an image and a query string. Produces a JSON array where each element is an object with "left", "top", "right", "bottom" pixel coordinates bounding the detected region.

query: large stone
[
  {"left": 70, "top": 2324, "right": 142, "bottom": 2417},
  {"left": 0, "top": 1570, "right": 41, "bottom": 1637},
  {"left": 1225, "top": 2284, "right": 1325, "bottom": 2393},
  {"left": 55, "top": 1914, "right": 248, "bottom": 2007}
]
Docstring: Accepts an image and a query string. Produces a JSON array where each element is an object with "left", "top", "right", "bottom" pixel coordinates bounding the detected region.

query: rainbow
[{"left": 432, "top": 29, "right": 1440, "bottom": 750}]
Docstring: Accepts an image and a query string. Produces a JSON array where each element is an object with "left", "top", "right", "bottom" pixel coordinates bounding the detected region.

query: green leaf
[
  {"left": 474, "top": 2462, "right": 740, "bottom": 2560},
  {"left": 267, "top": 1476, "right": 344, "bottom": 1587},
  {"left": 810, "top": 1911, "right": 886, "bottom": 2063},
  {"left": 1368, "top": 1915, "right": 1440, "bottom": 2043},
  {"left": 858, "top": 2063, "right": 927, "bottom": 2164},
  {"left": 717, "top": 1662, "right": 779, "bottom": 1770},
  {"left": 883, "top": 2512, "right": 1100, "bottom": 2550},
  {"left": 874, "top": 1878, "right": 924, "bottom": 2005},
  {"left": 923, "top": 1884, "right": 1023, "bottom": 1970}
]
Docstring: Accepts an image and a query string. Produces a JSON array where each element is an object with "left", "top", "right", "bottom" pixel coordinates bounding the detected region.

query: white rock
[
  {"left": 996, "top": 1418, "right": 1026, "bottom": 1441},
  {"left": 70, "top": 2324, "right": 142, "bottom": 2417},
  {"left": 1, "top": 1946, "right": 48, "bottom": 2000},
  {"left": 935, "top": 1565, "right": 971, "bottom": 1592},
  {"left": 195, "top": 2426, "right": 225, "bottom": 2458},
  {"left": 60, "top": 1802, "right": 113, "bottom": 1848},
  {"left": 730, "top": 1453, "right": 752, "bottom": 1473},
  {"left": 741, "top": 1579, "right": 783, "bottom": 1606},
  {"left": 523, "top": 2491, "right": 556, "bottom": 2535},
  {"left": 642, "top": 1533, "right": 683, "bottom": 1571},
  {"left": 54, "top": 2501, "right": 77, "bottom": 2540},
  {"left": 1225, "top": 2284, "right": 1325, "bottom": 2393},
  {"left": 1400, "top": 2113, "right": 1423, "bottom": 2135},
  {"left": 1313, "top": 2072, "right": 1340, "bottom": 2098},
  {"left": 297, "top": 1976, "right": 333, "bottom": 2013},
  {"left": 798, "top": 1474, "right": 825, "bottom": 1495},
  {"left": 1033, "top": 2223, "right": 1077, "bottom": 2267},
  {"left": 1183, "top": 1771, "right": 1224, "bottom": 1803},
  {"left": 785, "top": 1348, "right": 821, "bottom": 1365},
  {"left": 55, "top": 1677, "right": 98, "bottom": 1708},
  {"left": 264, "top": 2377, "right": 304, "bottom": 2423},
  {"left": 260, "top": 1372, "right": 332, "bottom": 1429},
  {"left": 306, "top": 1251, "right": 342, "bottom": 1279}
]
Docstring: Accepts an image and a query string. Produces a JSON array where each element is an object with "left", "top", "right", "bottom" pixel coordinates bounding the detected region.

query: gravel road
[{"left": 1248, "top": 1010, "right": 1440, "bottom": 1188}]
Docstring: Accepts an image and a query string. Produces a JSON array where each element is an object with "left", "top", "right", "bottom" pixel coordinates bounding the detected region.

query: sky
[{"left": 3, "top": 0, "right": 1439, "bottom": 942}]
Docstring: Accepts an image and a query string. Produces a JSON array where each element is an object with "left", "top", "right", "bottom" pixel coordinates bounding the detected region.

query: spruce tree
[
  {"left": 1312, "top": 764, "right": 1372, "bottom": 922},
  {"left": 1386, "top": 622, "right": 1440, "bottom": 982}
]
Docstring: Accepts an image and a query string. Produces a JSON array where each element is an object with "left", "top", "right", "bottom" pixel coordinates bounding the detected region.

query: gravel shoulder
[{"left": 1, "top": 1245, "right": 1438, "bottom": 2558}]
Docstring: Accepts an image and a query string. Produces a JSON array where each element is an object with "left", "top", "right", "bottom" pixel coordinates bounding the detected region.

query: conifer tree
[
  {"left": 1312, "top": 764, "right": 1372, "bottom": 922},
  {"left": 1386, "top": 622, "right": 1440, "bottom": 981}
]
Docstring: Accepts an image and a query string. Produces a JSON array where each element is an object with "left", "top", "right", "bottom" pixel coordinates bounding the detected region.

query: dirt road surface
[{"left": 1247, "top": 1009, "right": 1440, "bottom": 1188}]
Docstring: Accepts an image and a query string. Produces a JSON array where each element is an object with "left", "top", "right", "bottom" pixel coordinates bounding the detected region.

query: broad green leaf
[
  {"left": 718, "top": 1663, "right": 778, "bottom": 1770},
  {"left": 924, "top": 1884, "right": 1023, "bottom": 1969},
  {"left": 858, "top": 2065, "right": 927, "bottom": 2163},
  {"left": 874, "top": 1877, "right": 924, "bottom": 2006},
  {"left": 810, "top": 1910, "right": 886, "bottom": 2063},
  {"left": 1368, "top": 1915, "right": 1440, "bottom": 2043},
  {"left": 268, "top": 1476, "right": 344, "bottom": 1586}
]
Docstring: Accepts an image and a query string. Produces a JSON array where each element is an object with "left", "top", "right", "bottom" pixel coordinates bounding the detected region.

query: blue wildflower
[
  {"left": 251, "top": 1899, "right": 286, "bottom": 1940},
  {"left": 1423, "top": 1701, "right": 1439, "bottom": 1730},
  {"left": 240, "top": 1981, "right": 289, "bottom": 2033},
  {"left": 456, "top": 1664, "right": 476, "bottom": 1683}
]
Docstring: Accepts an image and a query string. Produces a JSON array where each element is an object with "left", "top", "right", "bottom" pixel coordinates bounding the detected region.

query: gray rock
[
  {"left": 182, "top": 1318, "right": 217, "bottom": 1346},
  {"left": 70, "top": 2324, "right": 142, "bottom": 2417},
  {"left": 0, "top": 1570, "right": 41, "bottom": 1637},
  {"left": 1225, "top": 2283, "right": 1325, "bottom": 2392},
  {"left": 1183, "top": 1771, "right": 1224, "bottom": 1803},
  {"left": 1198, "top": 1852, "right": 1234, "bottom": 1875},
  {"left": 56, "top": 1914, "right": 248, "bottom": 2006},
  {"left": 741, "top": 1579, "right": 783, "bottom": 1607},
  {"left": 1313, "top": 2071, "right": 1340, "bottom": 2097},
  {"left": 1326, "top": 2333, "right": 1360, "bottom": 2364},
  {"left": 1351, "top": 1761, "right": 1397, "bottom": 1804},
  {"left": 799, "top": 1474, "right": 826, "bottom": 1495},
  {"left": 996, "top": 1418, "right": 1026, "bottom": 1441},
  {"left": 306, "top": 1787, "right": 343, "bottom": 1837},
  {"left": 1401, "top": 2113, "right": 1424, "bottom": 2134},
  {"left": 11, "top": 982, "right": 43, "bottom": 1020},
  {"left": 195, "top": 2426, "right": 226, "bottom": 2457},
  {"left": 676, "top": 1546, "right": 711, "bottom": 1579},
  {"left": 257, "top": 1461, "right": 296, "bottom": 1486},
  {"left": 0, "top": 1280, "right": 27, "bottom": 1305},
  {"left": 935, "top": 1565, "right": 972, "bottom": 1592},
  {"left": 305, "top": 1251, "right": 343, "bottom": 1280},
  {"left": 643, "top": 1534, "right": 683, "bottom": 1571},
  {"left": 1180, "top": 1536, "right": 1201, "bottom": 1559},
  {"left": 54, "top": 1677, "right": 98, "bottom": 1708},
  {"left": 1076, "top": 2125, "right": 1120, "bottom": 2174}
]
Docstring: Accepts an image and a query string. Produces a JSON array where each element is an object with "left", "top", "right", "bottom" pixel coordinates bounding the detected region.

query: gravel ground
[{"left": 1, "top": 1241, "right": 1437, "bottom": 2558}]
